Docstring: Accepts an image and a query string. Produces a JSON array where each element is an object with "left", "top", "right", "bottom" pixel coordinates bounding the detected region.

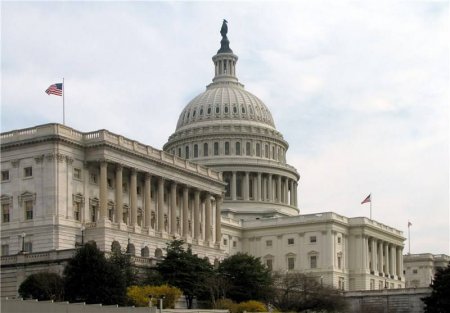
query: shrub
[
  {"left": 18, "top": 272, "right": 64, "bottom": 301},
  {"left": 237, "top": 300, "right": 267, "bottom": 313},
  {"left": 127, "top": 284, "right": 182, "bottom": 308},
  {"left": 215, "top": 298, "right": 238, "bottom": 313}
]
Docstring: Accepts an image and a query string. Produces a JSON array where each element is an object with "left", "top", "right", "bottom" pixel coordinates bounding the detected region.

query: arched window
[
  {"left": 235, "top": 142, "right": 241, "bottom": 155},
  {"left": 141, "top": 246, "right": 150, "bottom": 257},
  {"left": 185, "top": 146, "right": 189, "bottom": 159},
  {"left": 111, "top": 241, "right": 121, "bottom": 253},
  {"left": 194, "top": 144, "right": 198, "bottom": 158},
  {"left": 233, "top": 106, "right": 237, "bottom": 113},
  {"left": 225, "top": 142, "right": 230, "bottom": 155},
  {"left": 203, "top": 143, "right": 208, "bottom": 156},
  {"left": 155, "top": 248, "right": 163, "bottom": 258},
  {"left": 265, "top": 144, "right": 269, "bottom": 158},
  {"left": 215, "top": 106, "right": 220, "bottom": 114},
  {"left": 178, "top": 148, "right": 181, "bottom": 157},
  {"left": 207, "top": 107, "right": 212, "bottom": 115},
  {"left": 214, "top": 142, "right": 219, "bottom": 155},
  {"left": 242, "top": 106, "right": 246, "bottom": 114},
  {"left": 225, "top": 105, "right": 229, "bottom": 113},
  {"left": 246, "top": 142, "right": 251, "bottom": 156},
  {"left": 256, "top": 143, "right": 261, "bottom": 157},
  {"left": 200, "top": 108, "right": 203, "bottom": 115}
]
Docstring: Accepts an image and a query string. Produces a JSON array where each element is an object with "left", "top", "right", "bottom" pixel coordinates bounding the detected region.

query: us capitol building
[{"left": 0, "top": 22, "right": 406, "bottom": 297}]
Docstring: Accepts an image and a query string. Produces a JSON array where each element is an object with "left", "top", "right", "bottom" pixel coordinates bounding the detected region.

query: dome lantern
[{"left": 211, "top": 20, "right": 239, "bottom": 85}]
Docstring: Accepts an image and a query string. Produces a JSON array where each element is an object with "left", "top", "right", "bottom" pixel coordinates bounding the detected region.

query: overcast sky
[{"left": 2, "top": 1, "right": 448, "bottom": 255}]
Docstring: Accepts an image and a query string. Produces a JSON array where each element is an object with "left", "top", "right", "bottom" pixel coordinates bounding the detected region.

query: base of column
[
  {"left": 132, "top": 225, "right": 141, "bottom": 233},
  {"left": 97, "top": 218, "right": 111, "bottom": 228},
  {"left": 119, "top": 223, "right": 128, "bottom": 231}
]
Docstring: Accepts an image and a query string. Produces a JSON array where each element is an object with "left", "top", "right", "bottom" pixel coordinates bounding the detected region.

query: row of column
[
  {"left": 226, "top": 171, "right": 298, "bottom": 206},
  {"left": 364, "top": 236, "right": 403, "bottom": 278},
  {"left": 97, "top": 161, "right": 222, "bottom": 244}
]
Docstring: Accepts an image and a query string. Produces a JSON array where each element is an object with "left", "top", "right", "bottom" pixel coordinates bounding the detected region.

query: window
[
  {"left": 337, "top": 237, "right": 341, "bottom": 244},
  {"left": 287, "top": 238, "right": 294, "bottom": 245},
  {"left": 310, "top": 236, "right": 317, "bottom": 243},
  {"left": 25, "top": 200, "right": 33, "bottom": 220},
  {"left": 339, "top": 277, "right": 345, "bottom": 290},
  {"left": 200, "top": 108, "right": 203, "bottom": 115},
  {"left": 122, "top": 183, "right": 128, "bottom": 193},
  {"left": 1, "top": 244, "right": 9, "bottom": 256},
  {"left": 266, "top": 259, "right": 273, "bottom": 271},
  {"left": 73, "top": 202, "right": 81, "bottom": 221},
  {"left": 24, "top": 167, "right": 32, "bottom": 178},
  {"left": 73, "top": 168, "right": 82, "bottom": 180},
  {"left": 265, "top": 144, "right": 269, "bottom": 158},
  {"left": 1, "top": 170, "right": 9, "bottom": 181},
  {"left": 91, "top": 204, "right": 98, "bottom": 222},
  {"left": 338, "top": 256, "right": 342, "bottom": 269},
  {"left": 108, "top": 203, "right": 114, "bottom": 221},
  {"left": 288, "top": 257, "right": 295, "bottom": 270},
  {"left": 246, "top": 142, "right": 251, "bottom": 156},
  {"left": 310, "top": 255, "right": 317, "bottom": 268},
  {"left": 242, "top": 106, "right": 246, "bottom": 114},
  {"left": 90, "top": 172, "right": 98, "bottom": 184},
  {"left": 214, "top": 142, "right": 219, "bottom": 155},
  {"left": 194, "top": 144, "right": 198, "bottom": 158},
  {"left": 203, "top": 143, "right": 208, "bottom": 156},
  {"left": 185, "top": 146, "right": 190, "bottom": 158},
  {"left": 137, "top": 186, "right": 141, "bottom": 195},
  {"left": 233, "top": 241, "right": 237, "bottom": 248},
  {"left": 224, "top": 105, "right": 229, "bottom": 113},
  {"left": 107, "top": 178, "right": 113, "bottom": 188},
  {"left": 225, "top": 142, "right": 230, "bottom": 155},
  {"left": 215, "top": 106, "right": 220, "bottom": 114},
  {"left": 266, "top": 240, "right": 272, "bottom": 247},
  {"left": 178, "top": 148, "right": 181, "bottom": 157},
  {"left": 224, "top": 175, "right": 231, "bottom": 198},
  {"left": 24, "top": 242, "right": 32, "bottom": 253},
  {"left": 413, "top": 269, "right": 418, "bottom": 274},
  {"left": 233, "top": 106, "right": 237, "bottom": 113},
  {"left": 207, "top": 107, "right": 211, "bottom": 114},
  {"left": 2, "top": 204, "right": 10, "bottom": 223},
  {"left": 223, "top": 239, "right": 228, "bottom": 245},
  {"left": 256, "top": 143, "right": 261, "bottom": 157},
  {"left": 235, "top": 142, "right": 241, "bottom": 155}
]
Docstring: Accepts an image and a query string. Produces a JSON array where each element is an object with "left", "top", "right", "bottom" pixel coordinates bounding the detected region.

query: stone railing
[
  {"left": 242, "top": 212, "right": 349, "bottom": 228},
  {"left": 1, "top": 123, "right": 222, "bottom": 182},
  {"left": 1, "top": 249, "right": 76, "bottom": 266},
  {"left": 349, "top": 217, "right": 403, "bottom": 236}
]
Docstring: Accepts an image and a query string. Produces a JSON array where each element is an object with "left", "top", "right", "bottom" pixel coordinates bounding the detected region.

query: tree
[
  {"left": 423, "top": 263, "right": 450, "bottom": 313},
  {"left": 18, "top": 272, "right": 64, "bottom": 301},
  {"left": 218, "top": 252, "right": 273, "bottom": 302},
  {"left": 156, "top": 240, "right": 213, "bottom": 308},
  {"left": 271, "top": 272, "right": 347, "bottom": 313},
  {"left": 109, "top": 248, "right": 137, "bottom": 287},
  {"left": 63, "top": 242, "right": 127, "bottom": 305}
]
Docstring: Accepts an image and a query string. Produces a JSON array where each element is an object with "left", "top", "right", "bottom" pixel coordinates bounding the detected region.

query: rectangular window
[
  {"left": 214, "top": 142, "right": 219, "bottom": 156},
  {"left": 339, "top": 277, "right": 345, "bottom": 290},
  {"left": 288, "top": 257, "right": 295, "bottom": 270},
  {"left": 246, "top": 142, "right": 251, "bottom": 156},
  {"left": 25, "top": 200, "right": 33, "bottom": 220},
  {"left": 413, "top": 269, "right": 418, "bottom": 274},
  {"left": 90, "top": 172, "right": 98, "bottom": 184},
  {"left": 266, "top": 240, "right": 272, "bottom": 247},
  {"left": 310, "top": 255, "right": 317, "bottom": 268},
  {"left": 338, "top": 256, "right": 342, "bottom": 269},
  {"left": 24, "top": 167, "right": 32, "bottom": 178},
  {"left": 73, "top": 202, "right": 81, "bottom": 221},
  {"left": 137, "top": 186, "right": 142, "bottom": 195},
  {"left": 24, "top": 242, "right": 32, "bottom": 253},
  {"left": 123, "top": 183, "right": 128, "bottom": 193},
  {"left": 310, "top": 236, "right": 317, "bottom": 243},
  {"left": 266, "top": 259, "right": 273, "bottom": 271},
  {"left": 107, "top": 178, "right": 113, "bottom": 188},
  {"left": 1, "top": 170, "right": 10, "bottom": 181},
  {"left": 2, "top": 204, "right": 10, "bottom": 223},
  {"left": 225, "top": 142, "right": 230, "bottom": 155},
  {"left": 287, "top": 238, "right": 294, "bottom": 245},
  {"left": 73, "top": 168, "right": 82, "bottom": 180},
  {"left": 232, "top": 241, "right": 237, "bottom": 248},
  {"left": 1, "top": 244, "right": 9, "bottom": 256},
  {"left": 337, "top": 237, "right": 341, "bottom": 244},
  {"left": 223, "top": 239, "right": 228, "bottom": 245}
]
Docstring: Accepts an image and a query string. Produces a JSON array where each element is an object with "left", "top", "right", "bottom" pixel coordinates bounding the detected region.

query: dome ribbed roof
[{"left": 175, "top": 84, "right": 275, "bottom": 130}]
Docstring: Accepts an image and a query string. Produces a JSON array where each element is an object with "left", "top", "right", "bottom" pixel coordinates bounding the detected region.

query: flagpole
[
  {"left": 62, "top": 78, "right": 65, "bottom": 125},
  {"left": 370, "top": 194, "right": 372, "bottom": 220}
]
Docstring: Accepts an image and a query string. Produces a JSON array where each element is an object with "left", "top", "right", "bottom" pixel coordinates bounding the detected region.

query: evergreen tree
[
  {"left": 423, "top": 263, "right": 450, "bottom": 313},
  {"left": 18, "top": 272, "right": 64, "bottom": 301},
  {"left": 156, "top": 240, "right": 213, "bottom": 308},
  {"left": 63, "top": 242, "right": 126, "bottom": 305},
  {"left": 218, "top": 252, "right": 273, "bottom": 302}
]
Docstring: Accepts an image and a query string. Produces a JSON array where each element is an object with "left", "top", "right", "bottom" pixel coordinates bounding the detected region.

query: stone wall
[{"left": 344, "top": 287, "right": 431, "bottom": 313}]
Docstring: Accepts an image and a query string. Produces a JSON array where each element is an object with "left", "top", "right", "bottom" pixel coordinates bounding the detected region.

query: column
[
  {"left": 115, "top": 164, "right": 123, "bottom": 224},
  {"left": 284, "top": 177, "right": 289, "bottom": 204},
  {"left": 182, "top": 186, "right": 189, "bottom": 238},
  {"left": 371, "top": 238, "right": 377, "bottom": 273},
  {"left": 99, "top": 161, "right": 108, "bottom": 219},
  {"left": 294, "top": 182, "right": 298, "bottom": 207},
  {"left": 384, "top": 243, "right": 390, "bottom": 276},
  {"left": 215, "top": 195, "right": 222, "bottom": 245},
  {"left": 157, "top": 177, "right": 165, "bottom": 232},
  {"left": 391, "top": 245, "right": 396, "bottom": 276},
  {"left": 362, "top": 236, "right": 368, "bottom": 271},
  {"left": 205, "top": 193, "right": 211, "bottom": 243},
  {"left": 252, "top": 175, "right": 257, "bottom": 200},
  {"left": 194, "top": 190, "right": 200, "bottom": 240},
  {"left": 276, "top": 176, "right": 282, "bottom": 203},
  {"left": 231, "top": 171, "right": 237, "bottom": 201},
  {"left": 144, "top": 173, "right": 152, "bottom": 228},
  {"left": 130, "top": 168, "right": 137, "bottom": 226},
  {"left": 257, "top": 173, "right": 262, "bottom": 201},
  {"left": 397, "top": 248, "right": 403, "bottom": 278},
  {"left": 378, "top": 241, "right": 384, "bottom": 274},
  {"left": 244, "top": 172, "right": 250, "bottom": 201},
  {"left": 170, "top": 182, "right": 177, "bottom": 235},
  {"left": 268, "top": 174, "right": 273, "bottom": 202},
  {"left": 289, "top": 179, "right": 294, "bottom": 206}
]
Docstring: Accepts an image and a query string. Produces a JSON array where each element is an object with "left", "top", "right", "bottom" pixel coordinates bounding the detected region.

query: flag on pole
[
  {"left": 408, "top": 221, "right": 412, "bottom": 227},
  {"left": 45, "top": 83, "right": 63, "bottom": 96},
  {"left": 361, "top": 194, "right": 371, "bottom": 204}
]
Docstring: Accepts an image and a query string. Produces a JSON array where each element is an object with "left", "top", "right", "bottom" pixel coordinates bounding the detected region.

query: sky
[{"left": 1, "top": 1, "right": 448, "bottom": 255}]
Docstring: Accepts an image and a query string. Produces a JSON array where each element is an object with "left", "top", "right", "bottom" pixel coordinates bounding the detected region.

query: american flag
[
  {"left": 361, "top": 194, "right": 371, "bottom": 204},
  {"left": 408, "top": 221, "right": 412, "bottom": 227},
  {"left": 45, "top": 83, "right": 63, "bottom": 96}
]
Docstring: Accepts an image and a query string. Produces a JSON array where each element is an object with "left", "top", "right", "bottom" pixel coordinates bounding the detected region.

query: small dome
[{"left": 176, "top": 84, "right": 276, "bottom": 130}]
